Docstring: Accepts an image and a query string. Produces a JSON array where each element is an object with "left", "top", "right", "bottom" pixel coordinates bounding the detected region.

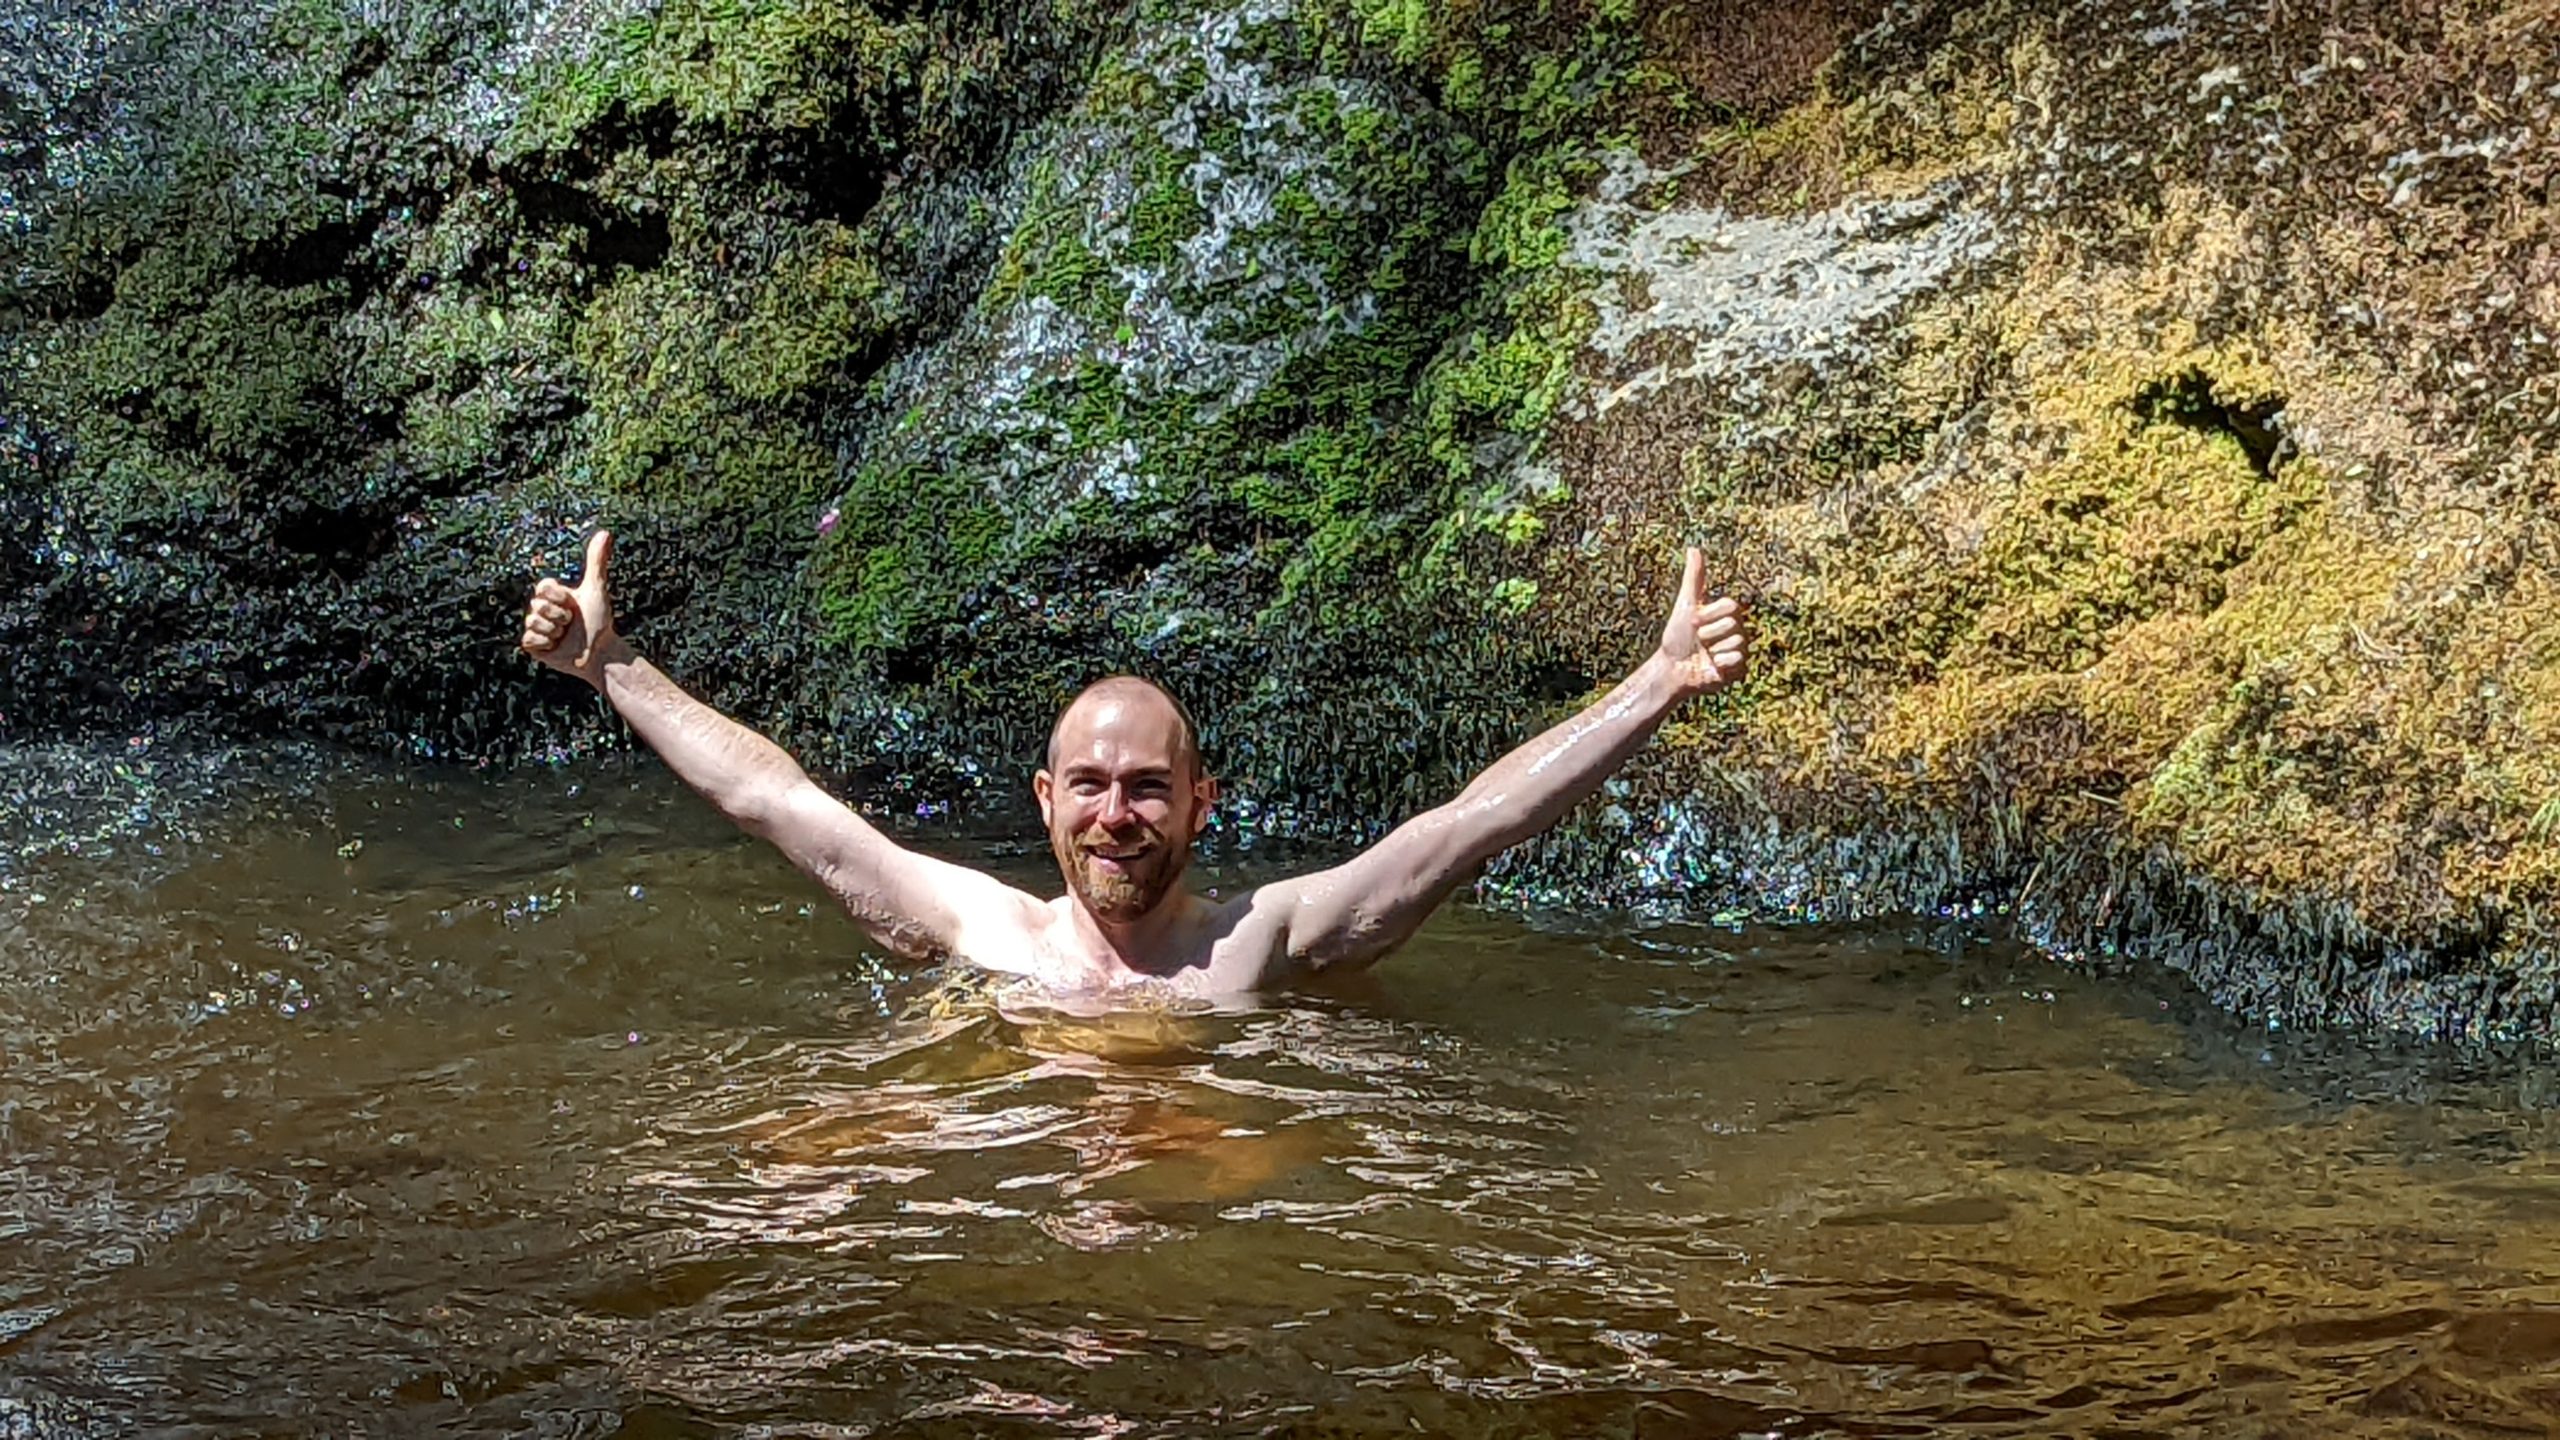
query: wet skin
[{"left": 519, "top": 531, "right": 1748, "bottom": 996}]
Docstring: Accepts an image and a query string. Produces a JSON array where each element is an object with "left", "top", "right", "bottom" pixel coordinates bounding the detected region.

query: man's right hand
[{"left": 520, "top": 529, "right": 623, "bottom": 689}]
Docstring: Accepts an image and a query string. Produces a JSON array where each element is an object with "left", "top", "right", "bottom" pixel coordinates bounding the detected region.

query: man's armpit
[{"left": 926, "top": 867, "right": 1051, "bottom": 964}]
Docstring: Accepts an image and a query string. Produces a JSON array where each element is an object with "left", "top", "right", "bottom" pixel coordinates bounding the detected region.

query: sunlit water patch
[{"left": 3, "top": 745, "right": 2558, "bottom": 1435}]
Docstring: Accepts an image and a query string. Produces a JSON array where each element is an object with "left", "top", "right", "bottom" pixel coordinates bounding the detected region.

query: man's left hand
[{"left": 1658, "top": 546, "right": 1749, "bottom": 699}]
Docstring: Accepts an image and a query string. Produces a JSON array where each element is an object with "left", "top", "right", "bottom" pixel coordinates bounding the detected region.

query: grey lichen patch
[{"left": 1565, "top": 153, "right": 2002, "bottom": 422}]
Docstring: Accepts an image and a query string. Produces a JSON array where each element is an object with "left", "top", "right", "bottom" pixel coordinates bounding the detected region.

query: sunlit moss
[
  {"left": 508, "top": 0, "right": 928, "bottom": 154},
  {"left": 1528, "top": 75, "right": 2560, "bottom": 1028},
  {"left": 806, "top": 0, "right": 1613, "bottom": 660}
]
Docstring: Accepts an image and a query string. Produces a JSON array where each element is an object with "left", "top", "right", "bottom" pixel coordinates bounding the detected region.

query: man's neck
[{"left": 1057, "top": 888, "right": 1208, "bottom": 983}]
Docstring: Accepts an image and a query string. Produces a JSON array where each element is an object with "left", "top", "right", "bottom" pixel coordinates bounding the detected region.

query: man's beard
[{"left": 1054, "top": 822, "right": 1187, "bottom": 922}]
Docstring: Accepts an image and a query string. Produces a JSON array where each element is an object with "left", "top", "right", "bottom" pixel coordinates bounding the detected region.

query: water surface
[{"left": 4, "top": 744, "right": 2558, "bottom": 1436}]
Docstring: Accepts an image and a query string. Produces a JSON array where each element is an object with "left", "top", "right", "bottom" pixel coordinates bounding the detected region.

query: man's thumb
[
  {"left": 1678, "top": 546, "right": 1704, "bottom": 611},
  {"left": 581, "top": 529, "right": 614, "bottom": 596}
]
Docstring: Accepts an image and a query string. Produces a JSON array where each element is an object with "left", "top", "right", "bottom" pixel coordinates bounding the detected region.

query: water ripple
[{"left": 6, "top": 745, "right": 2560, "bottom": 1434}]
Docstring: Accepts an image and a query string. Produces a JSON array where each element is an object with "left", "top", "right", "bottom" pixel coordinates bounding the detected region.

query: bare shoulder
[
  {"left": 1195, "top": 881, "right": 1305, "bottom": 991},
  {"left": 1224, "top": 857, "right": 1442, "bottom": 979}
]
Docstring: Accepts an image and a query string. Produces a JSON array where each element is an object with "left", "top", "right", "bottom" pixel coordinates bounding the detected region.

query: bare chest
[{"left": 962, "top": 898, "right": 1284, "bottom": 995}]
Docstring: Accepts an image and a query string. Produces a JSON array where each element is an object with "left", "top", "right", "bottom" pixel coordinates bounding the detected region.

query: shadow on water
[{"left": 3, "top": 742, "right": 2559, "bottom": 1435}]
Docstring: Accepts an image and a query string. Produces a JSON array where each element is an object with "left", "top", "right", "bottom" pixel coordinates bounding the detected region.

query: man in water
[{"left": 519, "top": 532, "right": 1747, "bottom": 994}]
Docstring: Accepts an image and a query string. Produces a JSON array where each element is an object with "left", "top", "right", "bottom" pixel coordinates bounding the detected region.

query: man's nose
[{"left": 1096, "top": 783, "right": 1136, "bottom": 825}]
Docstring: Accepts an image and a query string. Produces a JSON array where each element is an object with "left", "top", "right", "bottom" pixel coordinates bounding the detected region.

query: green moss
[
  {"left": 50, "top": 276, "right": 347, "bottom": 521},
  {"left": 985, "top": 158, "right": 1113, "bottom": 316},
  {"left": 808, "top": 0, "right": 1606, "bottom": 661},
  {"left": 810, "top": 454, "right": 1012, "bottom": 648},
  {"left": 5, "top": 0, "right": 1144, "bottom": 746},
  {"left": 1126, "top": 180, "right": 1209, "bottom": 291},
  {"left": 1955, "top": 369, "right": 2323, "bottom": 675},
  {"left": 510, "top": 0, "right": 925, "bottom": 153}
]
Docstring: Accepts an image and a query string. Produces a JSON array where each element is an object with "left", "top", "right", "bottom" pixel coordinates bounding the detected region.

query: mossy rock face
[
  {"left": 0, "top": 0, "right": 1604, "bottom": 803},
  {"left": 786, "top": 0, "right": 1569, "bottom": 815},
  {"left": 7, "top": 0, "right": 2557, "bottom": 1037},
  {"left": 0, "top": 0, "right": 1127, "bottom": 750},
  {"left": 1497, "top": 0, "right": 2560, "bottom": 1038}
]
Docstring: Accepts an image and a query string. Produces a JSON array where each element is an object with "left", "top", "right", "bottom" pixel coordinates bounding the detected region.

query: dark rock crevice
[{"left": 2131, "top": 367, "right": 2291, "bottom": 480}]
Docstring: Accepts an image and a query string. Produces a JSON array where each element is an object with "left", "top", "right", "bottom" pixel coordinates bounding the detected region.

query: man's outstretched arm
[
  {"left": 1249, "top": 548, "right": 1748, "bottom": 977},
  {"left": 518, "top": 531, "right": 1042, "bottom": 960}
]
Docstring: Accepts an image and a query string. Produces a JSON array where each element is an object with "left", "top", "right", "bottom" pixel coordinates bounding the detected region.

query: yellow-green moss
[{"left": 1531, "top": 140, "right": 2558, "bottom": 996}]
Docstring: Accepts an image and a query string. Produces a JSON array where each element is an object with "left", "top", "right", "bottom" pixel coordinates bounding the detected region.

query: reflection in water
[{"left": 3, "top": 744, "right": 2559, "bottom": 1434}]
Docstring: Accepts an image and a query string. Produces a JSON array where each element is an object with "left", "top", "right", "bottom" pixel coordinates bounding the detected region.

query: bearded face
[
  {"left": 1050, "top": 814, "right": 1189, "bottom": 921},
  {"left": 1037, "top": 682, "right": 1213, "bottom": 926}
]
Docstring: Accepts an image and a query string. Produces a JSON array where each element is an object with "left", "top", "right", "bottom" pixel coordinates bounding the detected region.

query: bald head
[{"left": 1046, "top": 675, "right": 1203, "bottom": 779}]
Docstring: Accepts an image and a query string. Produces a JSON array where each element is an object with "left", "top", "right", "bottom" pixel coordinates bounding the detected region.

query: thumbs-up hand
[
  {"left": 1657, "top": 546, "right": 1749, "bottom": 699},
  {"left": 520, "top": 530, "right": 625, "bottom": 688}
]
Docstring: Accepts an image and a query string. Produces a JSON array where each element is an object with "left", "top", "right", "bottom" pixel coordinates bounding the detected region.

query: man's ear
[
  {"left": 1188, "top": 773, "right": 1219, "bottom": 840},
  {"left": 1033, "top": 769, "right": 1056, "bottom": 825}
]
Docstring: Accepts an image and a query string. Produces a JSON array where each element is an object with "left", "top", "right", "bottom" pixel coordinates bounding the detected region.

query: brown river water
[{"left": 4, "top": 742, "right": 2560, "bottom": 1437}]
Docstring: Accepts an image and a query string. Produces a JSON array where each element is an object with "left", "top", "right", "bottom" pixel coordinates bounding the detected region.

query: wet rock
[{"left": 1502, "top": 0, "right": 2560, "bottom": 1039}]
